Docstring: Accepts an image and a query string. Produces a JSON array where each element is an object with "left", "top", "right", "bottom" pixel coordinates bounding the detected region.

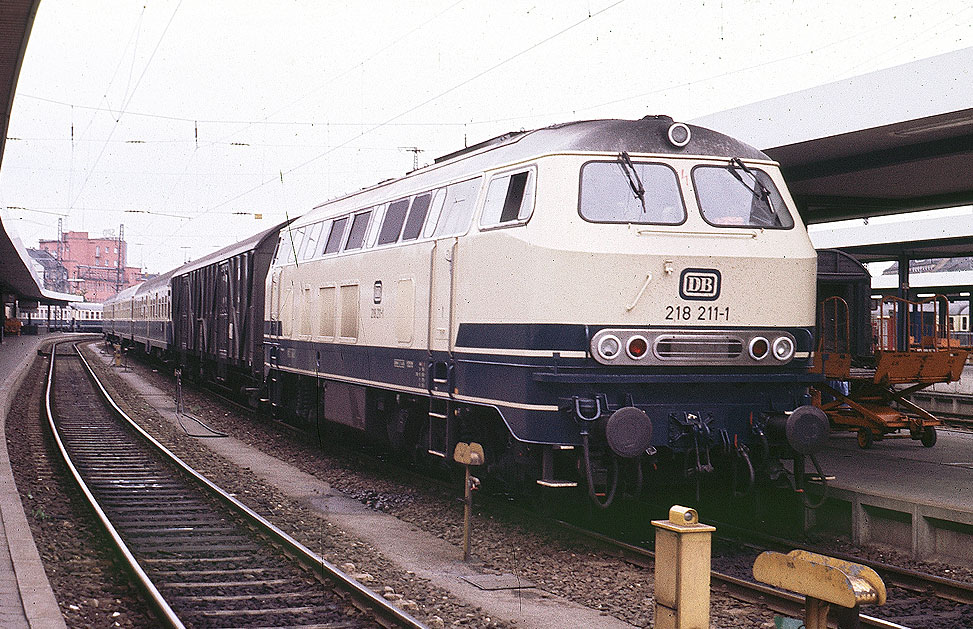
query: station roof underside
[
  {"left": 694, "top": 47, "right": 973, "bottom": 262},
  {"left": 810, "top": 214, "right": 973, "bottom": 263},
  {"left": 0, "top": 1, "right": 77, "bottom": 304}
]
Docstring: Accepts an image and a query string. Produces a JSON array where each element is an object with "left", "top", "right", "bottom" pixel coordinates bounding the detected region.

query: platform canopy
[
  {"left": 693, "top": 47, "right": 973, "bottom": 228},
  {"left": 0, "top": 1, "right": 76, "bottom": 304},
  {"left": 1, "top": 0, "right": 38, "bottom": 176},
  {"left": 0, "top": 213, "right": 79, "bottom": 304}
]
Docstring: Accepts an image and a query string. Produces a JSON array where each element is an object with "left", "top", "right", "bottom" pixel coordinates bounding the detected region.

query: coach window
[
  {"left": 377, "top": 199, "right": 409, "bottom": 245},
  {"left": 480, "top": 168, "right": 535, "bottom": 228},
  {"left": 433, "top": 177, "right": 481, "bottom": 237},
  {"left": 401, "top": 193, "right": 432, "bottom": 241},
  {"left": 579, "top": 161, "right": 685, "bottom": 224},
  {"left": 692, "top": 164, "right": 793, "bottom": 229},
  {"left": 344, "top": 211, "right": 372, "bottom": 251},
  {"left": 324, "top": 217, "right": 349, "bottom": 255}
]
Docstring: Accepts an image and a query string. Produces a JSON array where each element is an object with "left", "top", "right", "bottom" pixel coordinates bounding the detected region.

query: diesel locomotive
[{"left": 105, "top": 117, "right": 829, "bottom": 506}]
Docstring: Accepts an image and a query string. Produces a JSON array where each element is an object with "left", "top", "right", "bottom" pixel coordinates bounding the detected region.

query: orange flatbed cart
[{"left": 814, "top": 295, "right": 968, "bottom": 449}]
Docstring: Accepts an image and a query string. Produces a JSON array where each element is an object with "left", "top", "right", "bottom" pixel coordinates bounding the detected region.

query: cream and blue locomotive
[{"left": 264, "top": 116, "right": 828, "bottom": 505}]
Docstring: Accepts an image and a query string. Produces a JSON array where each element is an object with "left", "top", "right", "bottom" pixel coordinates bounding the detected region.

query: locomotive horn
[{"left": 767, "top": 405, "right": 829, "bottom": 455}]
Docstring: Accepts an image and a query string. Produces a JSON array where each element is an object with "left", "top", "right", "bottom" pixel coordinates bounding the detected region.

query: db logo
[{"left": 679, "top": 269, "right": 721, "bottom": 301}]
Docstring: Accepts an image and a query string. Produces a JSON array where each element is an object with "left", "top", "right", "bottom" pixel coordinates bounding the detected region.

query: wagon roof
[
  {"left": 104, "top": 283, "right": 140, "bottom": 305},
  {"left": 170, "top": 219, "right": 290, "bottom": 279}
]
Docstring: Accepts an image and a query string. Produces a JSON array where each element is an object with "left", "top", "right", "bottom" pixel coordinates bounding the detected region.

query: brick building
[{"left": 37, "top": 231, "right": 144, "bottom": 302}]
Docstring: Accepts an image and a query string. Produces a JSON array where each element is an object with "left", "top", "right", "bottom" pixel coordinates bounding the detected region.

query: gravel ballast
[{"left": 76, "top": 343, "right": 785, "bottom": 628}]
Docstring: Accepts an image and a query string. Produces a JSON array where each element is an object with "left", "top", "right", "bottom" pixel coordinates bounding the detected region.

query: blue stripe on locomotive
[{"left": 266, "top": 321, "right": 817, "bottom": 448}]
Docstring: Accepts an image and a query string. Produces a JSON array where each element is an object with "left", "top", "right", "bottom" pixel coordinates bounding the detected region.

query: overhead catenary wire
[
  {"left": 137, "top": 0, "right": 630, "bottom": 264},
  {"left": 195, "top": 0, "right": 629, "bottom": 219},
  {"left": 9, "top": 2, "right": 973, "bottom": 274},
  {"left": 68, "top": 1, "right": 184, "bottom": 211}
]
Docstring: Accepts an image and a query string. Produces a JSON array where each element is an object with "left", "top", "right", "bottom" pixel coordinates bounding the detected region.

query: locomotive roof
[
  {"left": 311, "top": 116, "right": 770, "bottom": 213},
  {"left": 433, "top": 116, "right": 769, "bottom": 165}
]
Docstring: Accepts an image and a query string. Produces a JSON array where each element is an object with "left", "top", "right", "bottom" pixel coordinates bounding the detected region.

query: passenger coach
[{"left": 264, "top": 116, "right": 828, "bottom": 505}]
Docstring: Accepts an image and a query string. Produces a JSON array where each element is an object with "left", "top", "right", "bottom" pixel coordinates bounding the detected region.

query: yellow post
[
  {"left": 453, "top": 442, "right": 484, "bottom": 561},
  {"left": 651, "top": 506, "right": 716, "bottom": 629},
  {"left": 752, "top": 550, "right": 886, "bottom": 629}
]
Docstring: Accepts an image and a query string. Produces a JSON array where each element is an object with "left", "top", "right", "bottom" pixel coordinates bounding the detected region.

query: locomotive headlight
[
  {"left": 627, "top": 335, "right": 649, "bottom": 359},
  {"left": 748, "top": 337, "right": 770, "bottom": 360},
  {"left": 597, "top": 335, "right": 622, "bottom": 360},
  {"left": 772, "top": 336, "right": 795, "bottom": 361}
]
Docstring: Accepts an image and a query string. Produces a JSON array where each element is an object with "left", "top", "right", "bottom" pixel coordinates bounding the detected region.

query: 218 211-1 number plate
[{"left": 665, "top": 305, "right": 730, "bottom": 322}]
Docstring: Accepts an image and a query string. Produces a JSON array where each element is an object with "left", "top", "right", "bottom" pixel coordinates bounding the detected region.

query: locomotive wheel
[
  {"left": 387, "top": 405, "right": 413, "bottom": 452},
  {"left": 920, "top": 426, "right": 937, "bottom": 448},
  {"left": 856, "top": 428, "right": 873, "bottom": 449}
]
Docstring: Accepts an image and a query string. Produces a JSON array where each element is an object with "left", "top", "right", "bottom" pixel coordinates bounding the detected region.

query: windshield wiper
[
  {"left": 727, "top": 157, "right": 776, "bottom": 215},
  {"left": 618, "top": 151, "right": 647, "bottom": 212}
]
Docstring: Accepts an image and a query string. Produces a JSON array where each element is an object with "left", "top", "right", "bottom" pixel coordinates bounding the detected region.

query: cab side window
[
  {"left": 480, "top": 168, "right": 535, "bottom": 228},
  {"left": 344, "top": 211, "right": 372, "bottom": 250}
]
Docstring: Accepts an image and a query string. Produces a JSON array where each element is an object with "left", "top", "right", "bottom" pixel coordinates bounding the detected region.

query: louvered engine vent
[{"left": 653, "top": 334, "right": 744, "bottom": 360}]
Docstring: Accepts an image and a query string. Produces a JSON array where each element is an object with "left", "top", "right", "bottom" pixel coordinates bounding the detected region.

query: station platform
[
  {"left": 0, "top": 333, "right": 68, "bottom": 629},
  {"left": 809, "top": 427, "right": 973, "bottom": 563}
]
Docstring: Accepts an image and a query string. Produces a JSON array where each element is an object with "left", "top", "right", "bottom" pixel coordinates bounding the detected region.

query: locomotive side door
[
  {"left": 427, "top": 238, "right": 456, "bottom": 389},
  {"left": 425, "top": 238, "right": 457, "bottom": 458},
  {"left": 268, "top": 267, "right": 282, "bottom": 338}
]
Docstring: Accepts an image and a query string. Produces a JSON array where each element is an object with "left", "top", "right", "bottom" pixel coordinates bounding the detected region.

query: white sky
[{"left": 3, "top": 0, "right": 973, "bottom": 274}]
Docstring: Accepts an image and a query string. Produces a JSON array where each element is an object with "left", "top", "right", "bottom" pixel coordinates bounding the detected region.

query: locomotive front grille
[{"left": 654, "top": 335, "right": 744, "bottom": 359}]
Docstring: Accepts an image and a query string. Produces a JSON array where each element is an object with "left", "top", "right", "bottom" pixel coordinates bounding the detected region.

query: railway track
[
  {"left": 106, "top": 343, "right": 970, "bottom": 627},
  {"left": 941, "top": 414, "right": 973, "bottom": 430},
  {"left": 45, "top": 342, "right": 426, "bottom": 629},
  {"left": 549, "top": 519, "right": 916, "bottom": 628},
  {"left": 708, "top": 519, "right": 973, "bottom": 606}
]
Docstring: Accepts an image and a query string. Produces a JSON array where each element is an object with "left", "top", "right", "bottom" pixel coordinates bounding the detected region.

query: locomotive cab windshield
[
  {"left": 579, "top": 154, "right": 793, "bottom": 229},
  {"left": 694, "top": 159, "right": 793, "bottom": 229}
]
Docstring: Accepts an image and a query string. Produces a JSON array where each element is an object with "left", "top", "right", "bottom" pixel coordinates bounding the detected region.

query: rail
[
  {"left": 551, "top": 518, "right": 944, "bottom": 628},
  {"left": 46, "top": 341, "right": 427, "bottom": 629}
]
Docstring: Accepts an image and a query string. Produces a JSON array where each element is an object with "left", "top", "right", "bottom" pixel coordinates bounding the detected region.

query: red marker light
[{"left": 627, "top": 336, "right": 649, "bottom": 359}]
